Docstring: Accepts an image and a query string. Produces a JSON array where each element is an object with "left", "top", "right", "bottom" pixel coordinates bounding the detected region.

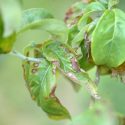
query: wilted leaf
[
  {"left": 22, "top": 46, "right": 70, "bottom": 120},
  {"left": 91, "top": 9, "right": 125, "bottom": 68},
  {"left": 17, "top": 8, "right": 68, "bottom": 42},
  {"left": 64, "top": 1, "right": 88, "bottom": 25}
]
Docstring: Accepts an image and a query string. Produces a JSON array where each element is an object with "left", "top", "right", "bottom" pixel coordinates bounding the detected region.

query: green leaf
[
  {"left": 22, "top": 46, "right": 70, "bottom": 120},
  {"left": 17, "top": 8, "right": 68, "bottom": 42},
  {"left": 79, "top": 42, "right": 95, "bottom": 71},
  {"left": 98, "top": 0, "right": 108, "bottom": 5},
  {"left": 0, "top": 0, "right": 22, "bottom": 37},
  {"left": 70, "top": 18, "right": 98, "bottom": 47},
  {"left": 17, "top": 8, "right": 54, "bottom": 32},
  {"left": 78, "top": 2, "right": 105, "bottom": 30},
  {"left": 83, "top": 1, "right": 105, "bottom": 13},
  {"left": 79, "top": 57, "right": 95, "bottom": 71},
  {"left": 68, "top": 24, "right": 79, "bottom": 45},
  {"left": 70, "top": 26, "right": 86, "bottom": 47},
  {"left": 91, "top": 9, "right": 125, "bottom": 68},
  {"left": 42, "top": 40, "right": 100, "bottom": 99}
]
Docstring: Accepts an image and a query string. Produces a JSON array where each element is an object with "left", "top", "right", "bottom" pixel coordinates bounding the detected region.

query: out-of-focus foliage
[
  {"left": 17, "top": 8, "right": 68, "bottom": 42},
  {"left": 68, "top": 102, "right": 118, "bottom": 125},
  {"left": 0, "top": 0, "right": 22, "bottom": 53}
]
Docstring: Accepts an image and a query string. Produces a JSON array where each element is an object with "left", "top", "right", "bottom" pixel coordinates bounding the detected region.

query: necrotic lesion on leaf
[
  {"left": 22, "top": 44, "right": 71, "bottom": 120},
  {"left": 42, "top": 40, "right": 100, "bottom": 99}
]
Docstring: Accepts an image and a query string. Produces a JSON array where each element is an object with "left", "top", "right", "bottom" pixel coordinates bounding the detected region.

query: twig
[{"left": 10, "top": 50, "right": 42, "bottom": 63}]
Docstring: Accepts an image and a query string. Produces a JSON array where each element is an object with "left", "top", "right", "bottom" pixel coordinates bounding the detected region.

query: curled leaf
[
  {"left": 42, "top": 40, "right": 100, "bottom": 99},
  {"left": 22, "top": 45, "right": 70, "bottom": 120}
]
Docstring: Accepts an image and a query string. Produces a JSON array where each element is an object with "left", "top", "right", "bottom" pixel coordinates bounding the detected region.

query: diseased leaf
[
  {"left": 91, "top": 9, "right": 125, "bottom": 68},
  {"left": 42, "top": 41, "right": 76, "bottom": 72},
  {"left": 22, "top": 46, "right": 70, "bottom": 120},
  {"left": 17, "top": 8, "right": 68, "bottom": 42},
  {"left": 42, "top": 40, "right": 100, "bottom": 99},
  {"left": 64, "top": 1, "right": 88, "bottom": 26}
]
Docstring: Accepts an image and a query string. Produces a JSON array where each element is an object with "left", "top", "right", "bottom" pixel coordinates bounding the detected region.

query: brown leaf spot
[
  {"left": 52, "top": 66, "right": 56, "bottom": 74},
  {"left": 22, "top": 64, "right": 27, "bottom": 80},
  {"left": 67, "top": 72, "right": 78, "bottom": 81},
  {"left": 71, "top": 57, "right": 80, "bottom": 72},
  {"left": 33, "top": 63, "right": 39, "bottom": 67},
  {"left": 52, "top": 61, "right": 60, "bottom": 67},
  {"left": 31, "top": 95, "right": 36, "bottom": 100},
  {"left": 49, "top": 86, "right": 57, "bottom": 97},
  {"left": 31, "top": 69, "right": 38, "bottom": 74},
  {"left": 64, "top": 8, "right": 73, "bottom": 23}
]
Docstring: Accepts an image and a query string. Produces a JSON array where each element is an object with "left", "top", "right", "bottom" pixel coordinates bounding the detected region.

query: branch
[{"left": 10, "top": 50, "right": 42, "bottom": 63}]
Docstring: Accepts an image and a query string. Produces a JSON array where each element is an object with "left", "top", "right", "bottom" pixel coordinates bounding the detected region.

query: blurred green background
[{"left": 0, "top": 0, "right": 125, "bottom": 125}]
